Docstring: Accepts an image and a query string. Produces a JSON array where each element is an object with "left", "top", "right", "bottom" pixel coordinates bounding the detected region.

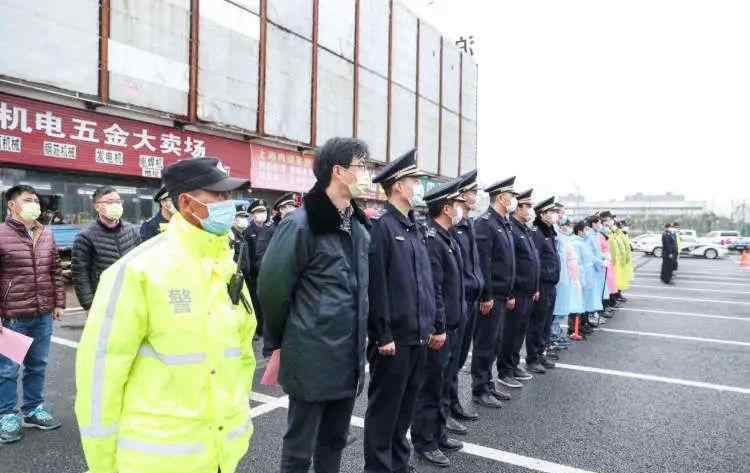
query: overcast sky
[{"left": 403, "top": 0, "right": 750, "bottom": 216}]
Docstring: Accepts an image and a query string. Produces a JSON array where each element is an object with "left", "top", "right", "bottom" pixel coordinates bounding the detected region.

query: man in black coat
[
  {"left": 139, "top": 186, "right": 175, "bottom": 242},
  {"left": 448, "top": 170, "right": 484, "bottom": 424},
  {"left": 661, "top": 223, "right": 677, "bottom": 284},
  {"left": 246, "top": 198, "right": 268, "bottom": 338},
  {"left": 364, "top": 149, "right": 438, "bottom": 473},
  {"left": 258, "top": 138, "right": 372, "bottom": 473},
  {"left": 526, "top": 197, "right": 561, "bottom": 374},
  {"left": 71, "top": 186, "right": 140, "bottom": 311},
  {"left": 412, "top": 178, "right": 467, "bottom": 468},
  {"left": 472, "top": 177, "right": 517, "bottom": 409},
  {"left": 496, "top": 189, "right": 540, "bottom": 389}
]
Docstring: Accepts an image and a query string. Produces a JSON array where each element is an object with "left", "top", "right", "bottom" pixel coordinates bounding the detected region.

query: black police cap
[
  {"left": 249, "top": 199, "right": 267, "bottom": 213},
  {"left": 534, "top": 196, "right": 557, "bottom": 213},
  {"left": 423, "top": 177, "right": 464, "bottom": 205},
  {"left": 273, "top": 192, "right": 300, "bottom": 211},
  {"left": 153, "top": 186, "right": 169, "bottom": 202},
  {"left": 483, "top": 176, "right": 517, "bottom": 196},
  {"left": 163, "top": 157, "right": 250, "bottom": 196},
  {"left": 456, "top": 169, "right": 478, "bottom": 193},
  {"left": 372, "top": 149, "right": 427, "bottom": 185}
]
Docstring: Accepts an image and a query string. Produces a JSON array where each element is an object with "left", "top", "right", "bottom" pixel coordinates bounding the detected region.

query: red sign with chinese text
[
  {"left": 0, "top": 93, "right": 250, "bottom": 179},
  {"left": 249, "top": 144, "right": 386, "bottom": 200}
]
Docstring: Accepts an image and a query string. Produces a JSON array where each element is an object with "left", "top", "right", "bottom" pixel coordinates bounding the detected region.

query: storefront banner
[
  {"left": 250, "top": 144, "right": 386, "bottom": 200},
  {"left": 0, "top": 93, "right": 250, "bottom": 179}
]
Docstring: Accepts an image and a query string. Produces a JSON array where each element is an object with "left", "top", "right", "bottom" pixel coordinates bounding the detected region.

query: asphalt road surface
[{"left": 4, "top": 254, "right": 749, "bottom": 473}]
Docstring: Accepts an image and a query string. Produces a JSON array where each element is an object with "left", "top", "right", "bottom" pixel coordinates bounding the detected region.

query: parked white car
[
  {"left": 631, "top": 234, "right": 727, "bottom": 259},
  {"left": 701, "top": 230, "right": 741, "bottom": 246}
]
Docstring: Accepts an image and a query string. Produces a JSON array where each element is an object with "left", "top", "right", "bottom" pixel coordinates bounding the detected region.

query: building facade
[{"left": 0, "top": 0, "right": 477, "bottom": 224}]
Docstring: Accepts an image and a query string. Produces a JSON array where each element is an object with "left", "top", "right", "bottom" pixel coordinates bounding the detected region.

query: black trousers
[
  {"left": 542, "top": 288, "right": 557, "bottom": 347},
  {"left": 248, "top": 278, "right": 263, "bottom": 337},
  {"left": 412, "top": 325, "right": 463, "bottom": 453},
  {"left": 449, "top": 299, "right": 477, "bottom": 408},
  {"left": 526, "top": 284, "right": 556, "bottom": 364},
  {"left": 471, "top": 301, "right": 505, "bottom": 395},
  {"left": 497, "top": 294, "right": 534, "bottom": 377},
  {"left": 364, "top": 343, "right": 427, "bottom": 473},
  {"left": 661, "top": 256, "right": 674, "bottom": 283},
  {"left": 280, "top": 396, "right": 356, "bottom": 473}
]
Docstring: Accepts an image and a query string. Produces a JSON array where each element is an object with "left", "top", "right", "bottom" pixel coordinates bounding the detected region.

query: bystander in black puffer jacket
[{"left": 72, "top": 219, "right": 140, "bottom": 310}]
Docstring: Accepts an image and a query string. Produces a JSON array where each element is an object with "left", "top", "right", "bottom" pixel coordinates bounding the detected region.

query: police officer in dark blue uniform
[
  {"left": 139, "top": 186, "right": 175, "bottom": 241},
  {"left": 526, "top": 196, "right": 561, "bottom": 374},
  {"left": 496, "top": 189, "right": 541, "bottom": 389},
  {"left": 472, "top": 177, "right": 518, "bottom": 409},
  {"left": 365, "top": 149, "right": 437, "bottom": 473},
  {"left": 448, "top": 170, "right": 484, "bottom": 424},
  {"left": 246, "top": 198, "right": 267, "bottom": 339},
  {"left": 412, "top": 178, "right": 466, "bottom": 468}
]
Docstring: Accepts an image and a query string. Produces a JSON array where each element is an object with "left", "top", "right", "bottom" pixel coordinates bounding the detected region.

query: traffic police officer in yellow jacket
[{"left": 75, "top": 157, "right": 257, "bottom": 473}]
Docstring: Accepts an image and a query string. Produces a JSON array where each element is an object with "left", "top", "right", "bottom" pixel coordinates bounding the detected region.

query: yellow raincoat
[
  {"left": 611, "top": 228, "right": 633, "bottom": 290},
  {"left": 75, "top": 214, "right": 256, "bottom": 473}
]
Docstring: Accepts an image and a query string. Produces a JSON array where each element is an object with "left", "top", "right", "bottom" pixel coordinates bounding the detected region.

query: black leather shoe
[
  {"left": 451, "top": 404, "right": 479, "bottom": 422},
  {"left": 446, "top": 417, "right": 467, "bottom": 435},
  {"left": 472, "top": 393, "right": 503, "bottom": 408},
  {"left": 418, "top": 449, "right": 450, "bottom": 468},
  {"left": 490, "top": 385, "right": 512, "bottom": 401},
  {"left": 540, "top": 358, "right": 556, "bottom": 369},
  {"left": 513, "top": 367, "right": 533, "bottom": 380},
  {"left": 439, "top": 438, "right": 463, "bottom": 452},
  {"left": 526, "top": 362, "right": 546, "bottom": 374}
]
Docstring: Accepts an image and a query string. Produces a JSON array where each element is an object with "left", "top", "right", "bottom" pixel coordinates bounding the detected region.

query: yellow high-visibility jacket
[
  {"left": 612, "top": 229, "right": 633, "bottom": 290},
  {"left": 75, "top": 214, "right": 256, "bottom": 473}
]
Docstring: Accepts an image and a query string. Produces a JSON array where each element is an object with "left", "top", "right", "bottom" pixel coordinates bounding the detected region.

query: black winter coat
[
  {"left": 509, "top": 216, "right": 540, "bottom": 296},
  {"left": 139, "top": 212, "right": 168, "bottom": 242},
  {"left": 258, "top": 185, "right": 371, "bottom": 402},
  {"left": 368, "top": 203, "right": 436, "bottom": 347},
  {"left": 531, "top": 219, "right": 561, "bottom": 285},
  {"left": 426, "top": 222, "right": 465, "bottom": 331},
  {"left": 450, "top": 217, "right": 484, "bottom": 302},
  {"left": 475, "top": 207, "right": 516, "bottom": 302},
  {"left": 72, "top": 219, "right": 140, "bottom": 310}
]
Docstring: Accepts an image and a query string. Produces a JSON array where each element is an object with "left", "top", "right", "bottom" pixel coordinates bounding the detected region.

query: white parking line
[
  {"left": 618, "top": 307, "right": 750, "bottom": 322},
  {"left": 51, "top": 336, "right": 80, "bottom": 348},
  {"left": 554, "top": 363, "right": 750, "bottom": 395},
  {"left": 629, "top": 284, "right": 750, "bottom": 295},
  {"left": 47, "top": 336, "right": 600, "bottom": 473},
  {"left": 558, "top": 326, "right": 750, "bottom": 347},
  {"left": 633, "top": 277, "right": 750, "bottom": 287},
  {"left": 636, "top": 271, "right": 750, "bottom": 282},
  {"left": 627, "top": 293, "right": 750, "bottom": 306}
]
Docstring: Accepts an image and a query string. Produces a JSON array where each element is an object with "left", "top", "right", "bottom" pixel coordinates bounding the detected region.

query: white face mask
[
  {"left": 451, "top": 205, "right": 464, "bottom": 226},
  {"left": 253, "top": 212, "right": 267, "bottom": 224},
  {"left": 506, "top": 196, "right": 518, "bottom": 213},
  {"left": 527, "top": 208, "right": 536, "bottom": 223},
  {"left": 407, "top": 181, "right": 425, "bottom": 208},
  {"left": 103, "top": 203, "right": 124, "bottom": 221},
  {"left": 235, "top": 217, "right": 249, "bottom": 230},
  {"left": 17, "top": 201, "right": 41, "bottom": 221}
]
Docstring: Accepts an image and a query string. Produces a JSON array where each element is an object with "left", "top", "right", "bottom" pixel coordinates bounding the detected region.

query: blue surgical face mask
[
  {"left": 188, "top": 195, "right": 236, "bottom": 236},
  {"left": 601, "top": 227, "right": 610, "bottom": 236}
]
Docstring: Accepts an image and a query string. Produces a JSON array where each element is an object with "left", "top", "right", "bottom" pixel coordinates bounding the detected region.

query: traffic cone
[
  {"left": 569, "top": 315, "right": 583, "bottom": 341},
  {"left": 740, "top": 250, "right": 749, "bottom": 268}
]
